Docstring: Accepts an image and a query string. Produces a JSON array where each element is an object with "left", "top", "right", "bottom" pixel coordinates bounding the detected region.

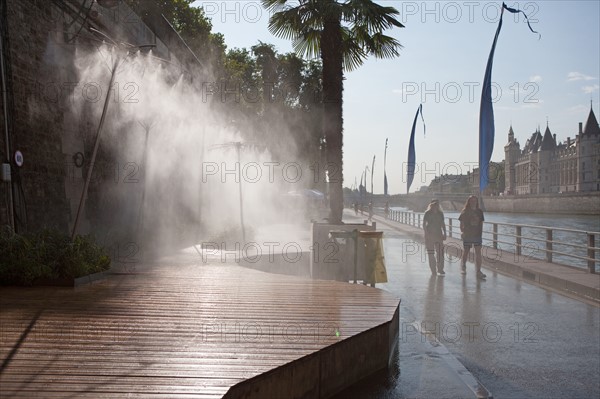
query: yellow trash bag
[{"left": 363, "top": 234, "right": 387, "bottom": 284}]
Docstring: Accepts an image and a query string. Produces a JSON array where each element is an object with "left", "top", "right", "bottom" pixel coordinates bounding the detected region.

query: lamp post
[
  {"left": 210, "top": 140, "right": 254, "bottom": 243},
  {"left": 136, "top": 119, "right": 157, "bottom": 241},
  {"left": 71, "top": 56, "right": 120, "bottom": 240},
  {"left": 70, "top": 28, "right": 155, "bottom": 241}
]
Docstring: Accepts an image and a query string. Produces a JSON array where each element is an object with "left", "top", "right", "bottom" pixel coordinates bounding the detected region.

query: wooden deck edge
[
  {"left": 30, "top": 270, "right": 109, "bottom": 287},
  {"left": 222, "top": 300, "right": 400, "bottom": 399}
]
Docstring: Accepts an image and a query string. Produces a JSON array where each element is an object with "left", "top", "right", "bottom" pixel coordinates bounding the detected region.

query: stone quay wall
[{"left": 482, "top": 192, "right": 600, "bottom": 216}]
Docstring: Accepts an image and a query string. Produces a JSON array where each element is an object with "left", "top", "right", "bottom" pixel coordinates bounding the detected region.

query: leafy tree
[
  {"left": 252, "top": 42, "right": 279, "bottom": 105},
  {"left": 125, "top": 1, "right": 326, "bottom": 193},
  {"left": 262, "top": 0, "right": 404, "bottom": 223}
]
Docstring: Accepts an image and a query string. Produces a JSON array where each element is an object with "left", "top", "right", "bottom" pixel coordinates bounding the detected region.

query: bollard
[
  {"left": 546, "top": 229, "right": 553, "bottom": 263},
  {"left": 588, "top": 233, "right": 596, "bottom": 273},
  {"left": 493, "top": 223, "right": 498, "bottom": 249},
  {"left": 448, "top": 218, "right": 453, "bottom": 238},
  {"left": 516, "top": 226, "right": 522, "bottom": 256}
]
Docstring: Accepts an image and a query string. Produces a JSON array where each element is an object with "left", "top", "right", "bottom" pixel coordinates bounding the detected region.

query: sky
[{"left": 191, "top": 0, "right": 600, "bottom": 194}]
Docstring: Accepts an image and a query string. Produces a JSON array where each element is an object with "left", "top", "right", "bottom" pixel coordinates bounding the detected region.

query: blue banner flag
[
  {"left": 479, "top": 2, "right": 539, "bottom": 192},
  {"left": 406, "top": 104, "right": 425, "bottom": 193}
]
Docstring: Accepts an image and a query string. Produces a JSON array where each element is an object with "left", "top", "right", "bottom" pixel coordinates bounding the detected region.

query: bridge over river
[
  {"left": 347, "top": 193, "right": 470, "bottom": 212},
  {"left": 346, "top": 192, "right": 600, "bottom": 215}
]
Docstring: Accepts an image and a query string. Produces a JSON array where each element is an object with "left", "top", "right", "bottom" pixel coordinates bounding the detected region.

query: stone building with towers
[{"left": 504, "top": 104, "right": 600, "bottom": 195}]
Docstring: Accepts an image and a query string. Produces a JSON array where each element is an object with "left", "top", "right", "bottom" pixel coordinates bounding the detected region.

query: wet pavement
[{"left": 334, "top": 210, "right": 600, "bottom": 399}]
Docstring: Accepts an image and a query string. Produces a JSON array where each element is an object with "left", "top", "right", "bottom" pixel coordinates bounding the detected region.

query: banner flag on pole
[
  {"left": 371, "top": 155, "right": 375, "bottom": 199},
  {"left": 406, "top": 104, "right": 425, "bottom": 194},
  {"left": 384, "top": 138, "right": 388, "bottom": 196},
  {"left": 359, "top": 173, "right": 364, "bottom": 199},
  {"left": 479, "top": 2, "right": 539, "bottom": 192}
]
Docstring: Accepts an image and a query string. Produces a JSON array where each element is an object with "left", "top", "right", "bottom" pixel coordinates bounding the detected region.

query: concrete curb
[{"left": 413, "top": 321, "right": 493, "bottom": 399}]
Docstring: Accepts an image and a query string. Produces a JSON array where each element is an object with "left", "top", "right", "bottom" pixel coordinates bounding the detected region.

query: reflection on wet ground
[{"left": 334, "top": 212, "right": 600, "bottom": 399}]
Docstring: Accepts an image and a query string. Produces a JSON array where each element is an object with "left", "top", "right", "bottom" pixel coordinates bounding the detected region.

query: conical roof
[
  {"left": 583, "top": 105, "right": 600, "bottom": 136},
  {"left": 540, "top": 125, "right": 556, "bottom": 151}
]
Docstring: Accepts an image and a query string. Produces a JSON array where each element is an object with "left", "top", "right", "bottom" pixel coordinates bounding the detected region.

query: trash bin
[
  {"left": 328, "top": 230, "right": 387, "bottom": 284},
  {"left": 312, "top": 222, "right": 375, "bottom": 281}
]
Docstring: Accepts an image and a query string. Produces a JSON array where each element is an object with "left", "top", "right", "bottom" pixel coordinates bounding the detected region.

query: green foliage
[
  {"left": 122, "top": 1, "right": 326, "bottom": 184},
  {"left": 262, "top": 0, "right": 404, "bottom": 71},
  {"left": 0, "top": 227, "right": 111, "bottom": 286},
  {"left": 262, "top": 0, "right": 405, "bottom": 222}
]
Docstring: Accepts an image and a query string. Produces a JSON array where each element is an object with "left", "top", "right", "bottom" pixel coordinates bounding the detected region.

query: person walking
[
  {"left": 459, "top": 195, "right": 487, "bottom": 280},
  {"left": 423, "top": 199, "right": 447, "bottom": 276}
]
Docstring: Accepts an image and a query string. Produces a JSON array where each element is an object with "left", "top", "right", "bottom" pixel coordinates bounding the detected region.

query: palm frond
[
  {"left": 365, "top": 33, "right": 402, "bottom": 59},
  {"left": 340, "top": 27, "right": 367, "bottom": 71},
  {"left": 293, "top": 29, "right": 322, "bottom": 59},
  {"left": 261, "top": 0, "right": 294, "bottom": 13},
  {"left": 268, "top": 8, "right": 305, "bottom": 40},
  {"left": 266, "top": 0, "right": 402, "bottom": 67},
  {"left": 344, "top": 0, "right": 404, "bottom": 32}
]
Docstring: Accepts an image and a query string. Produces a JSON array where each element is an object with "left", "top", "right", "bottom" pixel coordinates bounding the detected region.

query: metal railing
[{"left": 386, "top": 210, "right": 600, "bottom": 273}]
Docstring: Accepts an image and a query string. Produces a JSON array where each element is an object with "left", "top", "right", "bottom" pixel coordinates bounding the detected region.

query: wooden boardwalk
[{"left": 0, "top": 260, "right": 400, "bottom": 398}]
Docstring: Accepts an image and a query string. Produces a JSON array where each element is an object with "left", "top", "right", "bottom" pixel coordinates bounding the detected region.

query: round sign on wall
[
  {"left": 14, "top": 150, "right": 23, "bottom": 167},
  {"left": 72, "top": 152, "right": 85, "bottom": 168}
]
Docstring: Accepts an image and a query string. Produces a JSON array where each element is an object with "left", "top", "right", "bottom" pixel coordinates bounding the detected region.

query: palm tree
[{"left": 262, "top": 0, "right": 404, "bottom": 223}]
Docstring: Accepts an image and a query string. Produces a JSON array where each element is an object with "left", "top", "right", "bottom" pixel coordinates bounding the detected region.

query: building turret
[
  {"left": 577, "top": 101, "right": 600, "bottom": 192},
  {"left": 540, "top": 124, "right": 556, "bottom": 151},
  {"left": 504, "top": 125, "right": 521, "bottom": 194},
  {"left": 582, "top": 102, "right": 600, "bottom": 136}
]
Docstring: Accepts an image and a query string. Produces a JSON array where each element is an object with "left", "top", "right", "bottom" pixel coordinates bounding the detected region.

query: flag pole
[{"left": 383, "top": 138, "right": 388, "bottom": 197}]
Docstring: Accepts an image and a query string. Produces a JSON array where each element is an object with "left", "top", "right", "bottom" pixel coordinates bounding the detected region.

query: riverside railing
[{"left": 386, "top": 210, "right": 599, "bottom": 273}]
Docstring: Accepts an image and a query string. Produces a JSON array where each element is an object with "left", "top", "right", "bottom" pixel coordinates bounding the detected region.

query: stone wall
[
  {"left": 1, "top": 0, "right": 73, "bottom": 232},
  {"left": 0, "top": 0, "right": 180, "bottom": 234},
  {"left": 483, "top": 192, "right": 600, "bottom": 215},
  {"left": 369, "top": 192, "right": 600, "bottom": 216}
]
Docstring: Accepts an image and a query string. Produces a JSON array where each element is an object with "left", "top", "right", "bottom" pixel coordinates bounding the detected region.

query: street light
[{"left": 209, "top": 139, "right": 265, "bottom": 243}]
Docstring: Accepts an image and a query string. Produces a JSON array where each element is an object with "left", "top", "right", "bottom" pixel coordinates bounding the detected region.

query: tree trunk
[{"left": 321, "top": 17, "right": 344, "bottom": 223}]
